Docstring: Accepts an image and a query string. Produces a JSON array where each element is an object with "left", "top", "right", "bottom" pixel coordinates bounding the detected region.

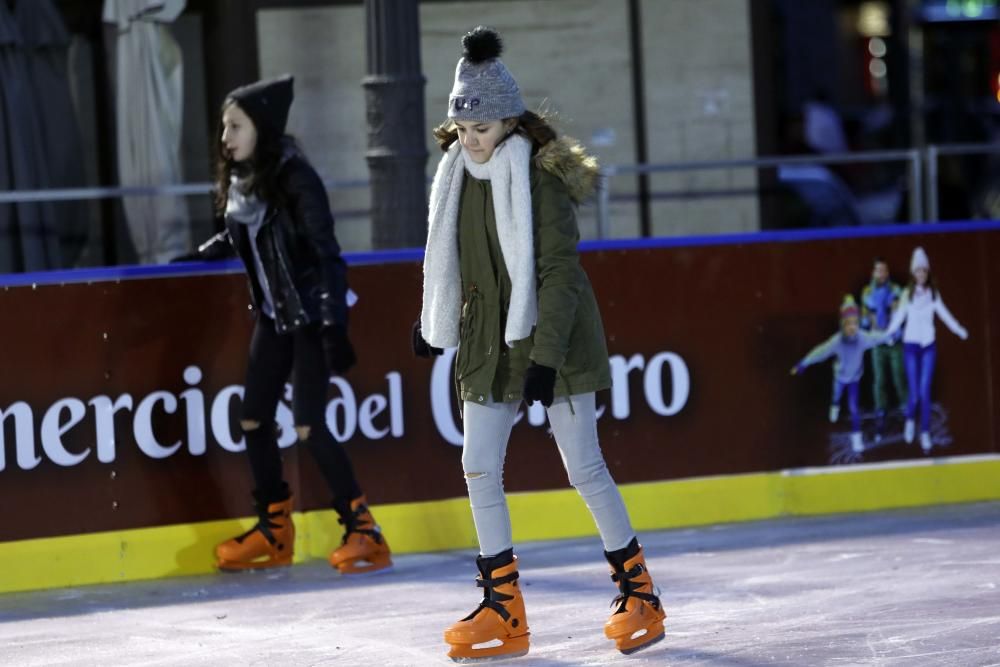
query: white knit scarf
[{"left": 421, "top": 134, "right": 536, "bottom": 348}]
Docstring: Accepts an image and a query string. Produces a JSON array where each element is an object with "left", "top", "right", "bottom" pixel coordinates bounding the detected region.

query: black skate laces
[
  {"left": 337, "top": 504, "right": 385, "bottom": 545},
  {"left": 610, "top": 562, "right": 662, "bottom": 614},
  {"left": 462, "top": 570, "right": 520, "bottom": 623},
  {"left": 236, "top": 505, "right": 287, "bottom": 546}
]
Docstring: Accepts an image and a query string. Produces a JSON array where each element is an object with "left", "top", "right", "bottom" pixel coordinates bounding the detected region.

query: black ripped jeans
[{"left": 240, "top": 314, "right": 362, "bottom": 505}]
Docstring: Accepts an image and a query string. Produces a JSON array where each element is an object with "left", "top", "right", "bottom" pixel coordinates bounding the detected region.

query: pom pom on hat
[
  {"left": 462, "top": 26, "right": 503, "bottom": 63},
  {"left": 910, "top": 246, "right": 930, "bottom": 273},
  {"left": 840, "top": 294, "right": 859, "bottom": 320}
]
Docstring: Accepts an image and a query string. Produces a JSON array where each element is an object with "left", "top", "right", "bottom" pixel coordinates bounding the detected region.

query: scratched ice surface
[{"left": 1, "top": 502, "right": 998, "bottom": 666}]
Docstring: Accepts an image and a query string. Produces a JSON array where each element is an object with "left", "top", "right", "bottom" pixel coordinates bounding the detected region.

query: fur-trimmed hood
[{"left": 532, "top": 137, "right": 600, "bottom": 204}]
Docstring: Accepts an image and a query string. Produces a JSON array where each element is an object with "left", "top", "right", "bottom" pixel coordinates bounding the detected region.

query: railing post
[
  {"left": 926, "top": 145, "right": 939, "bottom": 223},
  {"left": 363, "top": 0, "right": 429, "bottom": 249},
  {"left": 596, "top": 167, "right": 613, "bottom": 239},
  {"left": 907, "top": 149, "right": 924, "bottom": 223}
]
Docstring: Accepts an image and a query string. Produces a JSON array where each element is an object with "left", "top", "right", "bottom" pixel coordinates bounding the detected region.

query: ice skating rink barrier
[{"left": 1, "top": 221, "right": 998, "bottom": 594}]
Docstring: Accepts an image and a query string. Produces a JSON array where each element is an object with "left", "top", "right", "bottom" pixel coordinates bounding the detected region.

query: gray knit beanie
[{"left": 448, "top": 26, "right": 525, "bottom": 122}]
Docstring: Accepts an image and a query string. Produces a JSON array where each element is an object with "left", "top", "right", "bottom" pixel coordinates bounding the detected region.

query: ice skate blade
[
  {"left": 449, "top": 649, "right": 528, "bottom": 663},
  {"left": 333, "top": 561, "right": 393, "bottom": 577},
  {"left": 616, "top": 627, "right": 665, "bottom": 655},
  {"left": 448, "top": 635, "right": 530, "bottom": 663},
  {"left": 216, "top": 556, "right": 292, "bottom": 573},
  {"left": 448, "top": 646, "right": 529, "bottom": 663},
  {"left": 333, "top": 556, "right": 393, "bottom": 575}
]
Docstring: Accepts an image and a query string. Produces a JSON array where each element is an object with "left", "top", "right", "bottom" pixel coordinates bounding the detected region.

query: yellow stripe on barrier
[
  {"left": 1, "top": 455, "right": 998, "bottom": 594},
  {"left": 779, "top": 455, "right": 1000, "bottom": 515}
]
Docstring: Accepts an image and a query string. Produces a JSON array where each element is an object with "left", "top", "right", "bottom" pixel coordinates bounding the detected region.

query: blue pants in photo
[
  {"left": 904, "top": 342, "right": 937, "bottom": 432},
  {"left": 833, "top": 379, "right": 861, "bottom": 432}
]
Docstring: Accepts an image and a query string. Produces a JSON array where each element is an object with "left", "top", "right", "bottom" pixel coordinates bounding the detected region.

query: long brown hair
[
  {"left": 907, "top": 271, "right": 938, "bottom": 300},
  {"left": 432, "top": 109, "right": 557, "bottom": 154},
  {"left": 212, "top": 99, "right": 299, "bottom": 215}
]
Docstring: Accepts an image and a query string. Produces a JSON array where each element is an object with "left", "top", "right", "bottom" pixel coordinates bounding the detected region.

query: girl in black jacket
[{"left": 191, "top": 75, "right": 391, "bottom": 574}]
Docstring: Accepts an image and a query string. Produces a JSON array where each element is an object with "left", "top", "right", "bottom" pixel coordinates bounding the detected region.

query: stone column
[{"left": 363, "top": 0, "right": 429, "bottom": 249}]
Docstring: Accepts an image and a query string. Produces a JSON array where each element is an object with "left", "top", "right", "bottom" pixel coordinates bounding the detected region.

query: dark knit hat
[
  {"left": 448, "top": 27, "right": 525, "bottom": 122},
  {"left": 226, "top": 74, "right": 294, "bottom": 135}
]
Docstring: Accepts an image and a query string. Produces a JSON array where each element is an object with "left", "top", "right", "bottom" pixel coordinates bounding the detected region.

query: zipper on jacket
[{"left": 558, "top": 367, "right": 575, "bottom": 415}]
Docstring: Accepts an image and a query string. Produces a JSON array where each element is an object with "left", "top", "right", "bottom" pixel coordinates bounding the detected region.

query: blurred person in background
[{"left": 777, "top": 106, "right": 863, "bottom": 228}]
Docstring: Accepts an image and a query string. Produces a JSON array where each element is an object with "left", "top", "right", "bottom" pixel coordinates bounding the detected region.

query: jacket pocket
[{"left": 456, "top": 285, "right": 486, "bottom": 380}]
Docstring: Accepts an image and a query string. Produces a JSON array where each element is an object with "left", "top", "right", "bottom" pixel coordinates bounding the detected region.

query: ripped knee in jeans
[{"left": 465, "top": 472, "right": 488, "bottom": 480}]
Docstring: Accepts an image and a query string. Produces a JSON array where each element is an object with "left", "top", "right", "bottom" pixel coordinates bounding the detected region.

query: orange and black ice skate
[
  {"left": 216, "top": 495, "right": 295, "bottom": 572},
  {"left": 444, "top": 549, "right": 530, "bottom": 662},
  {"left": 329, "top": 495, "right": 392, "bottom": 574},
  {"left": 604, "top": 538, "right": 666, "bottom": 654}
]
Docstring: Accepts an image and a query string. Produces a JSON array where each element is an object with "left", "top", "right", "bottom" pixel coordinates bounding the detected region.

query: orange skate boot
[
  {"left": 444, "top": 549, "right": 530, "bottom": 662},
  {"left": 215, "top": 493, "right": 295, "bottom": 571},
  {"left": 329, "top": 495, "right": 392, "bottom": 574},
  {"left": 604, "top": 538, "right": 666, "bottom": 654}
]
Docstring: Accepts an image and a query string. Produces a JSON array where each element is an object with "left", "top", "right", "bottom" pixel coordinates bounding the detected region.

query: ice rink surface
[{"left": 1, "top": 502, "right": 999, "bottom": 666}]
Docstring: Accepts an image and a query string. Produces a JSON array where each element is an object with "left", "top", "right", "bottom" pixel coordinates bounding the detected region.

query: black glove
[
  {"left": 411, "top": 320, "right": 443, "bottom": 358},
  {"left": 322, "top": 324, "right": 357, "bottom": 375},
  {"left": 522, "top": 362, "right": 556, "bottom": 407}
]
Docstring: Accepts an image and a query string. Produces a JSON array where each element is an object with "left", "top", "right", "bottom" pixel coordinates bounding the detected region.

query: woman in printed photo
[{"left": 885, "top": 246, "right": 969, "bottom": 453}]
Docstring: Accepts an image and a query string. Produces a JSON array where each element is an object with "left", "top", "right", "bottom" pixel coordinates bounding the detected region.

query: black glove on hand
[
  {"left": 323, "top": 324, "right": 357, "bottom": 375},
  {"left": 411, "top": 320, "right": 443, "bottom": 358},
  {"left": 522, "top": 362, "right": 556, "bottom": 407}
]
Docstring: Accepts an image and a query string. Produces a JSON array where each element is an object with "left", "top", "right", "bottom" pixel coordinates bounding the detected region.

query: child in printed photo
[{"left": 792, "top": 295, "right": 887, "bottom": 453}]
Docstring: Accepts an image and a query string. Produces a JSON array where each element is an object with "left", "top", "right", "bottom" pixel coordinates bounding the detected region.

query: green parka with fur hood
[{"left": 455, "top": 136, "right": 612, "bottom": 405}]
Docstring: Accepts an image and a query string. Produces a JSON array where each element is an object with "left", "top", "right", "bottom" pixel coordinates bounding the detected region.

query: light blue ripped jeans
[{"left": 461, "top": 392, "right": 635, "bottom": 557}]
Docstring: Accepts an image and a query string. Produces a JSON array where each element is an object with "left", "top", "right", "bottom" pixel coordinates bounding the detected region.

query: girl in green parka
[{"left": 413, "top": 27, "right": 665, "bottom": 662}]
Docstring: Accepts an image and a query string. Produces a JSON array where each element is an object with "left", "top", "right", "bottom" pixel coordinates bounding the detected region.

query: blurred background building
[{"left": 1, "top": 0, "right": 998, "bottom": 270}]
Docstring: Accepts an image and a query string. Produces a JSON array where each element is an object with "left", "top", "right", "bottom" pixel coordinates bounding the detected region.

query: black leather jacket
[{"left": 197, "top": 155, "right": 348, "bottom": 334}]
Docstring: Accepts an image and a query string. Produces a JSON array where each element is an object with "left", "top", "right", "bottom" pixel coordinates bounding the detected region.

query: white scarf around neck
[
  {"left": 226, "top": 175, "right": 267, "bottom": 226},
  {"left": 421, "top": 133, "right": 536, "bottom": 348}
]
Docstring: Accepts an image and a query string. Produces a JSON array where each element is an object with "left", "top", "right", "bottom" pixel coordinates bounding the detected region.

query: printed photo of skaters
[{"left": 791, "top": 246, "right": 968, "bottom": 463}]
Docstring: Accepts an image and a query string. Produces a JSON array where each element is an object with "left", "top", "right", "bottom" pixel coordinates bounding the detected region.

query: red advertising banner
[{"left": 1, "top": 224, "right": 997, "bottom": 543}]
